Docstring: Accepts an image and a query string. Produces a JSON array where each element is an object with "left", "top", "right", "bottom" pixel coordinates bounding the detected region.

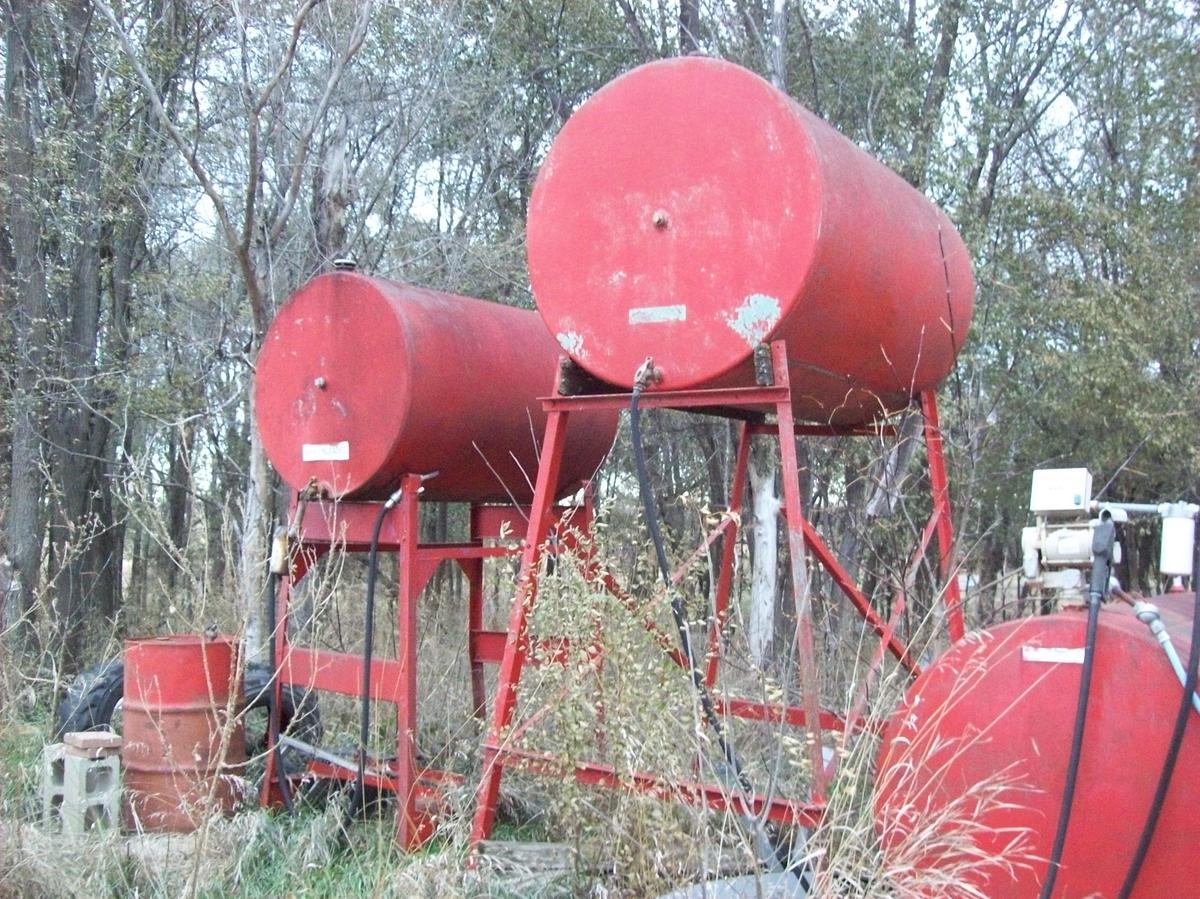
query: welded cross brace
[
  {"left": 469, "top": 340, "right": 963, "bottom": 850},
  {"left": 261, "top": 480, "right": 594, "bottom": 848}
]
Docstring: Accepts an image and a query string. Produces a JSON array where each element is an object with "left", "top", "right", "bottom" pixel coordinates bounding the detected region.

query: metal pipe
[
  {"left": 1134, "top": 602, "right": 1200, "bottom": 716},
  {"left": 1093, "top": 501, "right": 1161, "bottom": 515}
]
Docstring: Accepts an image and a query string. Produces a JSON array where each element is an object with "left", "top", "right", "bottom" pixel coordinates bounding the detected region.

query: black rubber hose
[
  {"left": 630, "top": 383, "right": 807, "bottom": 885},
  {"left": 1039, "top": 518, "right": 1113, "bottom": 898},
  {"left": 352, "top": 491, "right": 399, "bottom": 819},
  {"left": 265, "top": 568, "right": 295, "bottom": 814},
  {"left": 630, "top": 383, "right": 750, "bottom": 787},
  {"left": 1117, "top": 535, "right": 1200, "bottom": 898},
  {"left": 1038, "top": 590, "right": 1100, "bottom": 898}
]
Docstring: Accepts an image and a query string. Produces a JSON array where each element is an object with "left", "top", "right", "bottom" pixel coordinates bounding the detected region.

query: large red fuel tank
[
  {"left": 527, "top": 58, "right": 974, "bottom": 424},
  {"left": 255, "top": 272, "right": 617, "bottom": 503},
  {"left": 874, "top": 596, "right": 1200, "bottom": 897}
]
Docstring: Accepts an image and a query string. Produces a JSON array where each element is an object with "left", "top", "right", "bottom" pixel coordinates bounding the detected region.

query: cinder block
[{"left": 42, "top": 741, "right": 122, "bottom": 833}]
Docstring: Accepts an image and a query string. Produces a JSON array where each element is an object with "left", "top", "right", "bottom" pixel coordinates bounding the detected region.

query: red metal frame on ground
[
  {"left": 261, "top": 481, "right": 592, "bottom": 848},
  {"left": 469, "top": 340, "right": 962, "bottom": 849}
]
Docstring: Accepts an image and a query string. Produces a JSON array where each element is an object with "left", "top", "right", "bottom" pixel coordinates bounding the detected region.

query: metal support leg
[
  {"left": 470, "top": 409, "right": 571, "bottom": 848},
  {"left": 771, "top": 341, "right": 828, "bottom": 801},
  {"left": 706, "top": 421, "right": 750, "bottom": 688},
  {"left": 395, "top": 474, "right": 423, "bottom": 848},
  {"left": 920, "top": 391, "right": 964, "bottom": 642},
  {"left": 465, "top": 555, "right": 487, "bottom": 720}
]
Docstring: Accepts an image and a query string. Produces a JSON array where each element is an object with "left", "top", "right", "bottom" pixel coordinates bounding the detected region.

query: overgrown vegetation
[
  {"left": 2, "top": 511, "right": 1035, "bottom": 897},
  {"left": 1, "top": 0, "right": 1196, "bottom": 895}
]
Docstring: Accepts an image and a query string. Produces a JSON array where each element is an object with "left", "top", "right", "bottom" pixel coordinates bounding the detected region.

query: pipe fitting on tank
[
  {"left": 1134, "top": 602, "right": 1170, "bottom": 644},
  {"left": 1134, "top": 601, "right": 1200, "bottom": 717},
  {"left": 633, "top": 356, "right": 663, "bottom": 391}
]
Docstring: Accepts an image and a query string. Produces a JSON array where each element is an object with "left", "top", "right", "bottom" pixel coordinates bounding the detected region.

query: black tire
[
  {"left": 56, "top": 659, "right": 322, "bottom": 764},
  {"left": 56, "top": 658, "right": 125, "bottom": 738}
]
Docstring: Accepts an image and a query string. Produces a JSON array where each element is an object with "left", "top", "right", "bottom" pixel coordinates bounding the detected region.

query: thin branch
[
  {"left": 94, "top": 0, "right": 239, "bottom": 257},
  {"left": 243, "top": 0, "right": 326, "bottom": 254},
  {"left": 267, "top": 0, "right": 373, "bottom": 245}
]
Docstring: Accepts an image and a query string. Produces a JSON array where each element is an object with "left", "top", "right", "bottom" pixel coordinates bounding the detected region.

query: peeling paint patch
[
  {"left": 725, "top": 294, "right": 781, "bottom": 347},
  {"left": 628, "top": 304, "right": 687, "bottom": 325},
  {"left": 557, "top": 331, "right": 586, "bottom": 357}
]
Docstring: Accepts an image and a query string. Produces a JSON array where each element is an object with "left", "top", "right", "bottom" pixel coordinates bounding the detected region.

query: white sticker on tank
[
  {"left": 302, "top": 441, "right": 350, "bottom": 462},
  {"left": 1021, "top": 645, "right": 1085, "bottom": 664},
  {"left": 628, "top": 304, "right": 687, "bottom": 325}
]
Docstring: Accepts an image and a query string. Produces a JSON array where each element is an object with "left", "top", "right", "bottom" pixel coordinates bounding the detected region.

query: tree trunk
[
  {"left": 240, "top": 389, "right": 270, "bottom": 661},
  {"left": 747, "top": 446, "right": 780, "bottom": 667},
  {"left": 4, "top": 2, "right": 50, "bottom": 651},
  {"left": 679, "top": 0, "right": 701, "bottom": 53}
]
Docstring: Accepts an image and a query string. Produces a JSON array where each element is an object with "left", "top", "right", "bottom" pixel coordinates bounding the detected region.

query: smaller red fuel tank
[
  {"left": 874, "top": 596, "right": 1200, "bottom": 897},
  {"left": 254, "top": 273, "right": 618, "bottom": 503}
]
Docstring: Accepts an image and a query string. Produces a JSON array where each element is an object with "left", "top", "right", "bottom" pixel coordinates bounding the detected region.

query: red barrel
[
  {"left": 527, "top": 58, "right": 974, "bottom": 424},
  {"left": 874, "top": 596, "right": 1200, "bottom": 897},
  {"left": 254, "top": 273, "right": 618, "bottom": 502},
  {"left": 122, "top": 635, "right": 246, "bottom": 832}
]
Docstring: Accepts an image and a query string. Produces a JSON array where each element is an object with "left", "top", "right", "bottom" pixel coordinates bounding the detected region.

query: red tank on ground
[
  {"left": 122, "top": 634, "right": 245, "bottom": 832},
  {"left": 254, "top": 272, "right": 617, "bottom": 503},
  {"left": 874, "top": 595, "right": 1199, "bottom": 897},
  {"left": 527, "top": 57, "right": 974, "bottom": 424}
]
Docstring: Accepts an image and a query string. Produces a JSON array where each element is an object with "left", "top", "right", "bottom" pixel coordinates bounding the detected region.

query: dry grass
[{"left": 0, "top": 501, "right": 1020, "bottom": 898}]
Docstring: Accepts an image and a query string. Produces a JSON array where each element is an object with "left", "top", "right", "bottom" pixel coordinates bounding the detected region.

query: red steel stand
[
  {"left": 470, "top": 340, "right": 962, "bottom": 848},
  {"left": 261, "top": 476, "right": 591, "bottom": 848}
]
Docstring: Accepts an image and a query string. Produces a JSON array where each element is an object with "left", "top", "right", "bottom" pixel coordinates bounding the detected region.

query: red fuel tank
[
  {"left": 527, "top": 57, "right": 974, "bottom": 424},
  {"left": 874, "top": 596, "right": 1200, "bottom": 897},
  {"left": 254, "top": 273, "right": 617, "bottom": 502}
]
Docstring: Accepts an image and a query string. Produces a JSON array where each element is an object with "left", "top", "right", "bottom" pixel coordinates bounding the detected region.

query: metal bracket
[
  {"left": 557, "top": 356, "right": 612, "bottom": 396},
  {"left": 753, "top": 344, "right": 774, "bottom": 386}
]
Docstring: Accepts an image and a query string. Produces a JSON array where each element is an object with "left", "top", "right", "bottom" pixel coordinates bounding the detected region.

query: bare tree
[{"left": 97, "top": 0, "right": 373, "bottom": 656}]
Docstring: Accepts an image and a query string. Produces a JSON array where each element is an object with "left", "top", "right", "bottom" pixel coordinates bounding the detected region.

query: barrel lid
[
  {"left": 527, "top": 57, "right": 823, "bottom": 390},
  {"left": 255, "top": 273, "right": 411, "bottom": 498}
]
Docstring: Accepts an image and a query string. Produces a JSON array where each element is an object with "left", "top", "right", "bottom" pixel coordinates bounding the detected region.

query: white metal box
[{"left": 1030, "top": 468, "right": 1092, "bottom": 515}]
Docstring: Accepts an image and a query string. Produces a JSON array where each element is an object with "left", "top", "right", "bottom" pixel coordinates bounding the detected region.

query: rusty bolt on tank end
[{"left": 652, "top": 209, "right": 669, "bottom": 229}]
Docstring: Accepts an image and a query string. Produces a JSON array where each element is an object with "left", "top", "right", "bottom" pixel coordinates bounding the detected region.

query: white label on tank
[
  {"left": 1021, "top": 645, "right": 1085, "bottom": 664},
  {"left": 302, "top": 441, "right": 350, "bottom": 462},
  {"left": 628, "top": 304, "right": 687, "bottom": 324}
]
